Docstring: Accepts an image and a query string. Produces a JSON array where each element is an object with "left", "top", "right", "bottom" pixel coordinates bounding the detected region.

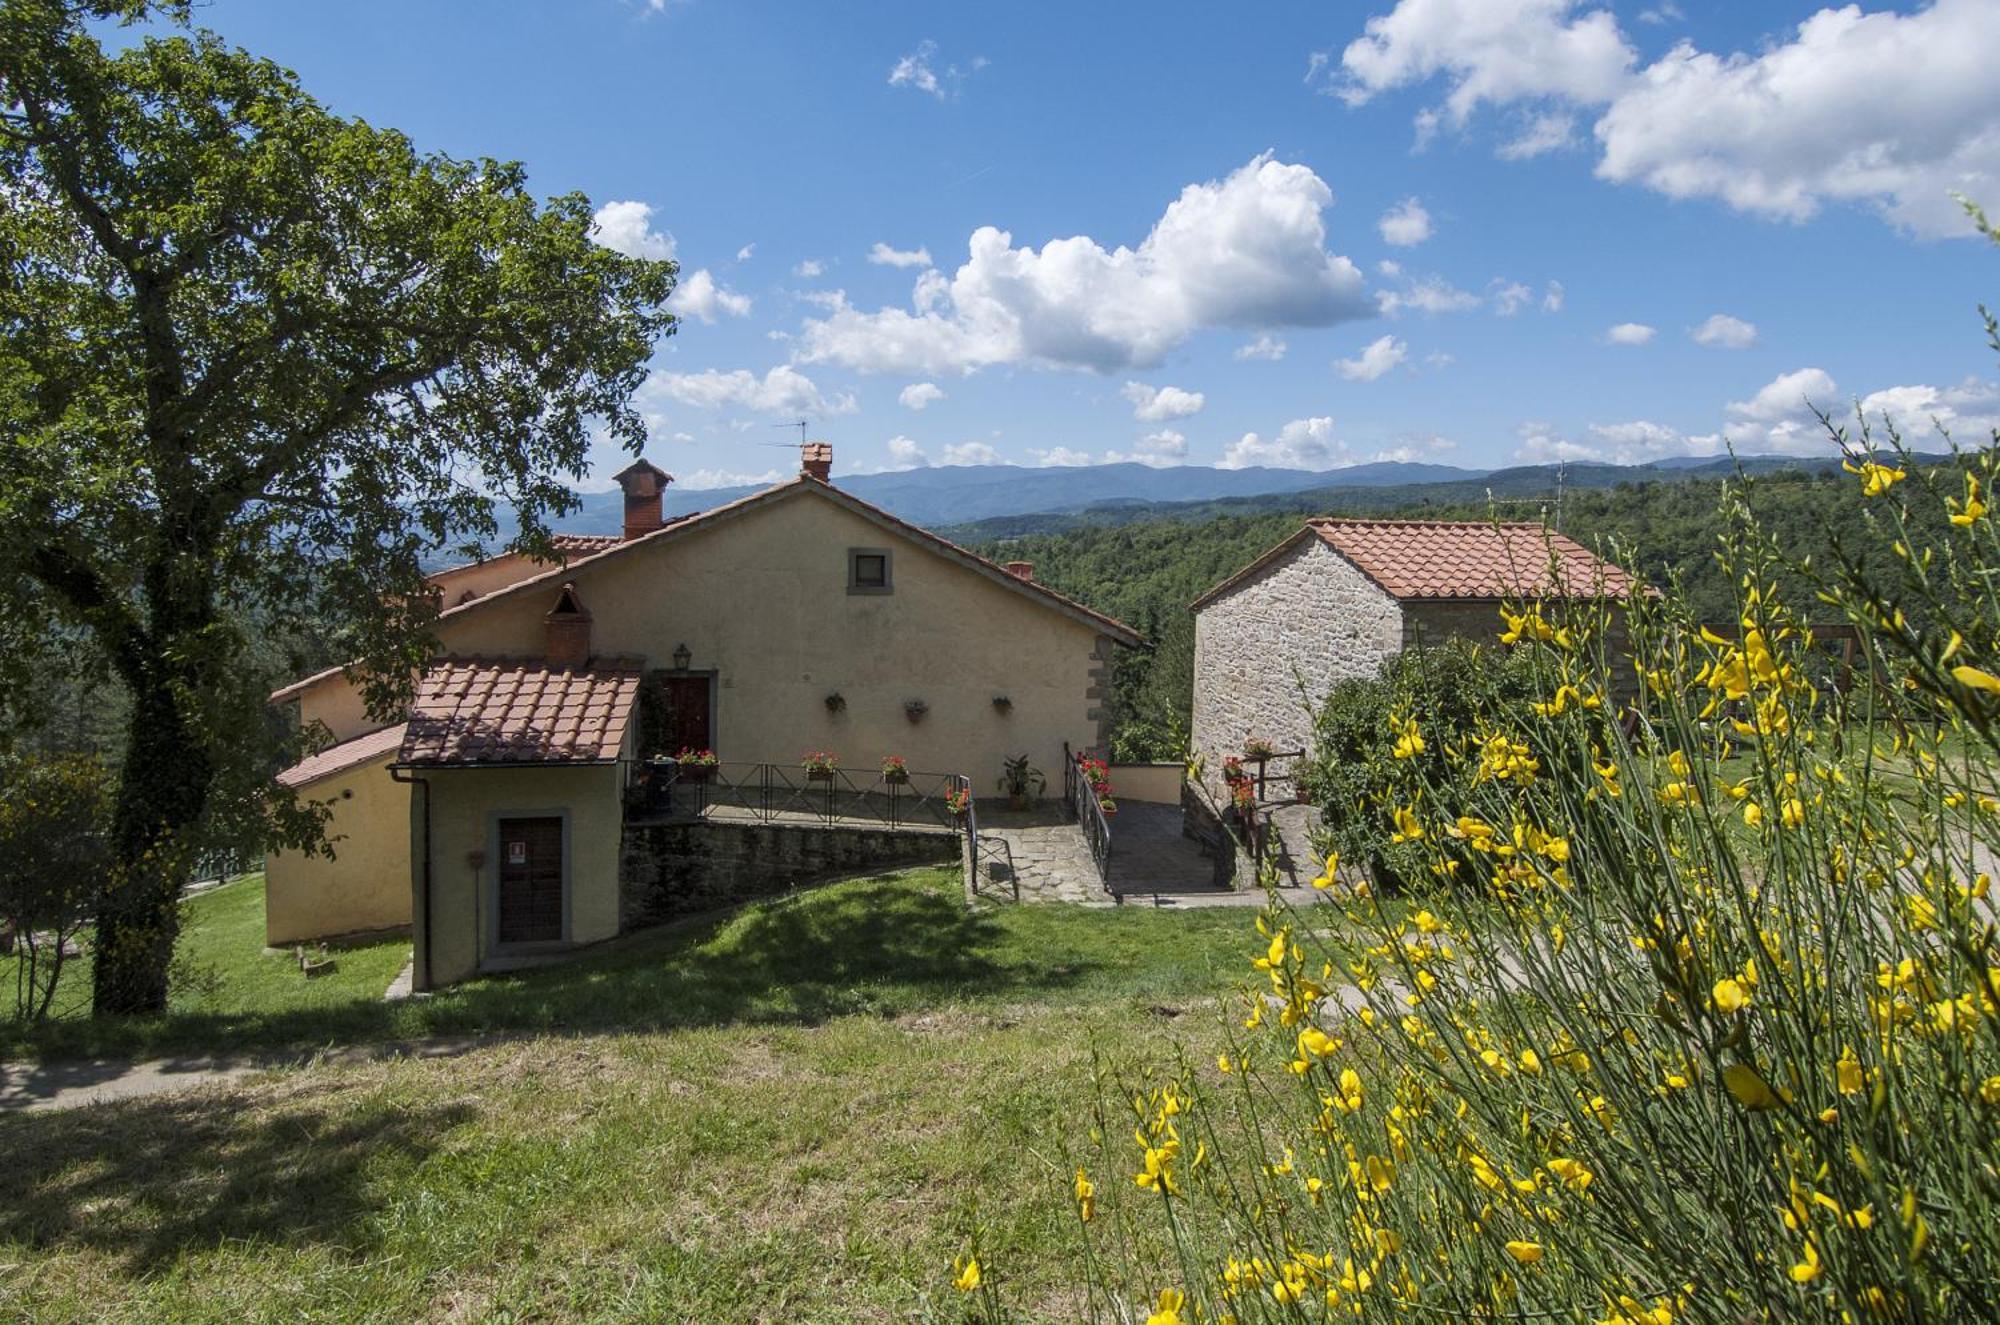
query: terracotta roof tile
[
  {"left": 277, "top": 723, "right": 407, "bottom": 788},
  {"left": 548, "top": 534, "right": 623, "bottom": 556},
  {"left": 1307, "top": 519, "right": 1642, "bottom": 600},
  {"left": 397, "top": 657, "right": 642, "bottom": 768}
]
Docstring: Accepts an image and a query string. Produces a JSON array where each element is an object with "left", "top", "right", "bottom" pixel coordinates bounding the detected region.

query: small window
[{"left": 848, "top": 548, "right": 892, "bottom": 594}]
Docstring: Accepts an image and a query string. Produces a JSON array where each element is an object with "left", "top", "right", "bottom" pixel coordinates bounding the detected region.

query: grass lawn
[
  {"left": 3, "top": 872, "right": 413, "bottom": 1035},
  {"left": 0, "top": 868, "right": 1315, "bottom": 1323}
]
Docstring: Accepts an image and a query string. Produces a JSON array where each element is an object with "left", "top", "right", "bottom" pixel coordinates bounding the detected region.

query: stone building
[{"left": 1187, "top": 518, "right": 1644, "bottom": 802}]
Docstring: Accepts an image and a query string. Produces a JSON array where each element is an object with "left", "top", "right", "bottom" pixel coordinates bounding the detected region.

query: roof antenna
[{"left": 773, "top": 420, "right": 808, "bottom": 446}]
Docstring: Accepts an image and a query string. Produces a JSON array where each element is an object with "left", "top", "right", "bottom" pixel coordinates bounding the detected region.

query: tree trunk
[{"left": 92, "top": 670, "right": 211, "bottom": 1016}]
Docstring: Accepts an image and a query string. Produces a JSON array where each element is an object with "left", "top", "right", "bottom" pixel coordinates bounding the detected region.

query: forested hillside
[{"left": 964, "top": 462, "right": 1968, "bottom": 759}]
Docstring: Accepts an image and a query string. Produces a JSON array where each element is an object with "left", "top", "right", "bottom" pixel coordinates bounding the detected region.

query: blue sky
[{"left": 186, "top": 1, "right": 2000, "bottom": 486}]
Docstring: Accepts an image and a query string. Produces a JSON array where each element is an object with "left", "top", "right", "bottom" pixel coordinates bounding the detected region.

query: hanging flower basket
[
  {"left": 802, "top": 750, "right": 840, "bottom": 781},
  {"left": 677, "top": 748, "right": 718, "bottom": 782},
  {"left": 881, "top": 755, "right": 910, "bottom": 785},
  {"left": 945, "top": 784, "right": 972, "bottom": 818}
]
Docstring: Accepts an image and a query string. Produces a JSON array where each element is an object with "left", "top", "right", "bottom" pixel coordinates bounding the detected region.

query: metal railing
[
  {"left": 633, "top": 760, "right": 972, "bottom": 835},
  {"left": 1064, "top": 743, "right": 1113, "bottom": 891}
]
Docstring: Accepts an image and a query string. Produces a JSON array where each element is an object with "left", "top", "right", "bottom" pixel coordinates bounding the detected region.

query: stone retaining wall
[{"left": 619, "top": 820, "right": 961, "bottom": 930}]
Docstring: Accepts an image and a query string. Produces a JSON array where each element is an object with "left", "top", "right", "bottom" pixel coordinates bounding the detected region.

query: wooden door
[
  {"left": 496, "top": 816, "right": 564, "bottom": 945},
  {"left": 662, "top": 676, "right": 713, "bottom": 756}
]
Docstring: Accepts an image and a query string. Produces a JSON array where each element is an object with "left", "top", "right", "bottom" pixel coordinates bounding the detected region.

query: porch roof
[{"left": 396, "top": 656, "right": 644, "bottom": 768}]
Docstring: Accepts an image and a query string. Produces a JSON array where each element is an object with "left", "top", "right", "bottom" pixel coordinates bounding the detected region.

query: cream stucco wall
[
  {"left": 416, "top": 762, "right": 625, "bottom": 988},
  {"left": 296, "top": 679, "right": 379, "bottom": 745},
  {"left": 434, "top": 487, "right": 1110, "bottom": 791},
  {"left": 1190, "top": 538, "right": 1405, "bottom": 801},
  {"left": 1107, "top": 762, "right": 1185, "bottom": 805},
  {"left": 264, "top": 751, "right": 412, "bottom": 945}
]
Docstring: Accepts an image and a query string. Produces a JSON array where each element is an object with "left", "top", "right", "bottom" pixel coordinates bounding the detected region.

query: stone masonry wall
[
  {"left": 1190, "top": 538, "right": 1404, "bottom": 803},
  {"left": 620, "top": 821, "right": 960, "bottom": 930}
]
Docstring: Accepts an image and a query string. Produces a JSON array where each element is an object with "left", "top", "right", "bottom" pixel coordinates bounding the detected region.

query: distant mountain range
[{"left": 538, "top": 453, "right": 1875, "bottom": 539}]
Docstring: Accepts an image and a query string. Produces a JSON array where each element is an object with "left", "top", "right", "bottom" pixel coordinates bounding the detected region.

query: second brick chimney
[
  {"left": 801, "top": 441, "right": 833, "bottom": 483},
  {"left": 1005, "top": 561, "right": 1034, "bottom": 581},
  {"left": 545, "top": 582, "right": 593, "bottom": 668},
  {"left": 613, "top": 458, "right": 674, "bottom": 540}
]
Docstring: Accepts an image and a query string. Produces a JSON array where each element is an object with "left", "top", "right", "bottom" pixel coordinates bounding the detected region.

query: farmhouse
[
  {"left": 1187, "top": 518, "right": 1643, "bottom": 801},
  {"left": 266, "top": 445, "right": 1141, "bottom": 988}
]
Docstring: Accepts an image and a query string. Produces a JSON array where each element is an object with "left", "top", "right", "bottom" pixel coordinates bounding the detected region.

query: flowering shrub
[{"left": 1032, "top": 439, "right": 2000, "bottom": 1324}]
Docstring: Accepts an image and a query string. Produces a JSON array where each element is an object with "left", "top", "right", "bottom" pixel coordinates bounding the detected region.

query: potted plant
[
  {"left": 999, "top": 754, "right": 1045, "bottom": 810},
  {"left": 1097, "top": 796, "right": 1118, "bottom": 818},
  {"left": 824, "top": 691, "right": 846, "bottom": 713},
  {"left": 904, "top": 698, "right": 929, "bottom": 724},
  {"left": 880, "top": 754, "right": 910, "bottom": 785},
  {"left": 1242, "top": 737, "right": 1276, "bottom": 760},
  {"left": 945, "top": 784, "right": 972, "bottom": 819},
  {"left": 677, "top": 747, "right": 718, "bottom": 782},
  {"left": 802, "top": 750, "right": 840, "bottom": 782},
  {"left": 1078, "top": 755, "right": 1112, "bottom": 799},
  {"left": 991, "top": 695, "right": 1013, "bottom": 713}
]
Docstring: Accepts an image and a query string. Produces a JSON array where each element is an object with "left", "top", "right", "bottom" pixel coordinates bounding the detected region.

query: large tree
[{"left": 0, "top": 1, "right": 676, "bottom": 1013}]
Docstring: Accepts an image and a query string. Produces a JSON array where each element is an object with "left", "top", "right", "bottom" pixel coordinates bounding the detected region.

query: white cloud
[
  {"left": 1604, "top": 321, "right": 1656, "bottom": 346},
  {"left": 1691, "top": 312, "right": 1757, "bottom": 349},
  {"left": 1236, "top": 334, "right": 1288, "bottom": 361},
  {"left": 669, "top": 269, "right": 753, "bottom": 323},
  {"left": 1377, "top": 271, "right": 1482, "bottom": 316},
  {"left": 1221, "top": 416, "right": 1347, "bottom": 470},
  {"left": 677, "top": 467, "right": 786, "bottom": 491},
  {"left": 940, "top": 440, "right": 999, "bottom": 466},
  {"left": 1514, "top": 418, "right": 1720, "bottom": 465},
  {"left": 1856, "top": 378, "right": 2000, "bottom": 445},
  {"left": 1031, "top": 446, "right": 1094, "bottom": 467},
  {"left": 1339, "top": 0, "right": 1634, "bottom": 122},
  {"left": 1489, "top": 279, "right": 1534, "bottom": 317},
  {"left": 795, "top": 153, "right": 1373, "bottom": 375},
  {"left": 1338, "top": 0, "right": 2000, "bottom": 237},
  {"left": 736, "top": 242, "right": 756, "bottom": 262},
  {"left": 885, "top": 435, "right": 929, "bottom": 469},
  {"left": 1638, "top": 3, "right": 1683, "bottom": 25},
  {"left": 1378, "top": 197, "right": 1433, "bottom": 246},
  {"left": 888, "top": 40, "right": 984, "bottom": 100},
  {"left": 1542, "top": 280, "right": 1565, "bottom": 312},
  {"left": 651, "top": 365, "right": 857, "bottom": 416},
  {"left": 1721, "top": 366, "right": 1841, "bottom": 452},
  {"left": 1334, "top": 334, "right": 1408, "bottom": 381},
  {"left": 1496, "top": 111, "right": 1577, "bottom": 159},
  {"left": 898, "top": 382, "right": 946, "bottom": 410},
  {"left": 1122, "top": 381, "right": 1206, "bottom": 421},
  {"left": 868, "top": 242, "right": 934, "bottom": 268},
  {"left": 1423, "top": 350, "right": 1456, "bottom": 368},
  {"left": 591, "top": 200, "right": 676, "bottom": 261},
  {"left": 793, "top": 259, "right": 825, "bottom": 278},
  {"left": 1109, "top": 429, "right": 1192, "bottom": 467}
]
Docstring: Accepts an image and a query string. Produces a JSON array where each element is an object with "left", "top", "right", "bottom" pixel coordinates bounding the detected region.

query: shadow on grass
[
  {"left": 0, "top": 1087, "right": 473, "bottom": 1269},
  {"left": 2, "top": 874, "right": 1094, "bottom": 1066}
]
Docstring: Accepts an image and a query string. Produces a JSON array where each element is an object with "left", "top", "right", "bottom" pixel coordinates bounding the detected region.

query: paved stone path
[{"left": 972, "top": 800, "right": 1239, "bottom": 905}]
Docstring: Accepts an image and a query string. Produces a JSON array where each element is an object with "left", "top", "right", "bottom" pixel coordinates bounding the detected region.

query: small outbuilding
[{"left": 1187, "top": 518, "right": 1644, "bottom": 801}]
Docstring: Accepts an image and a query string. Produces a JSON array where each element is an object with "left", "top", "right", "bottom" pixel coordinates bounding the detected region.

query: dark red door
[
  {"left": 662, "top": 676, "right": 713, "bottom": 755},
  {"left": 497, "top": 817, "right": 563, "bottom": 944}
]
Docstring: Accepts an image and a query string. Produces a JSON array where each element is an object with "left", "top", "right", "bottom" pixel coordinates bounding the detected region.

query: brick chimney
[
  {"left": 613, "top": 458, "right": 673, "bottom": 540},
  {"left": 800, "top": 441, "right": 833, "bottom": 483},
  {"left": 1005, "top": 561, "right": 1034, "bottom": 581},
  {"left": 545, "top": 582, "right": 592, "bottom": 668}
]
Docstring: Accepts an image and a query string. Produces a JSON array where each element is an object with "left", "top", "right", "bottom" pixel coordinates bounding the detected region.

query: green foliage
[
  {"left": 0, "top": 1, "right": 674, "bottom": 1011},
  {"left": 1301, "top": 640, "right": 1543, "bottom": 883},
  {"left": 0, "top": 753, "right": 111, "bottom": 1019}
]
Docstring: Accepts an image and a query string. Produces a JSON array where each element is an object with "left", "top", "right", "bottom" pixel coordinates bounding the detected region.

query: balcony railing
[
  {"left": 632, "top": 760, "right": 972, "bottom": 834},
  {"left": 1063, "top": 743, "right": 1112, "bottom": 892}
]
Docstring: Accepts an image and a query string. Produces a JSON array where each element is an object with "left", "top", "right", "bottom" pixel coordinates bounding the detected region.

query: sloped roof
[
  {"left": 549, "top": 534, "right": 623, "bottom": 556},
  {"left": 396, "top": 657, "right": 643, "bottom": 768},
  {"left": 1193, "top": 519, "right": 1644, "bottom": 610},
  {"left": 432, "top": 476, "right": 1145, "bottom": 646},
  {"left": 276, "top": 722, "right": 407, "bottom": 789}
]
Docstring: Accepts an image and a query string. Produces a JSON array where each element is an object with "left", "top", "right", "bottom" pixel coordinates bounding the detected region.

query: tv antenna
[{"left": 773, "top": 420, "right": 808, "bottom": 446}]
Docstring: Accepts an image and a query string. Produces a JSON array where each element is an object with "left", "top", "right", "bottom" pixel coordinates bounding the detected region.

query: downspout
[{"left": 390, "top": 766, "right": 433, "bottom": 991}]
